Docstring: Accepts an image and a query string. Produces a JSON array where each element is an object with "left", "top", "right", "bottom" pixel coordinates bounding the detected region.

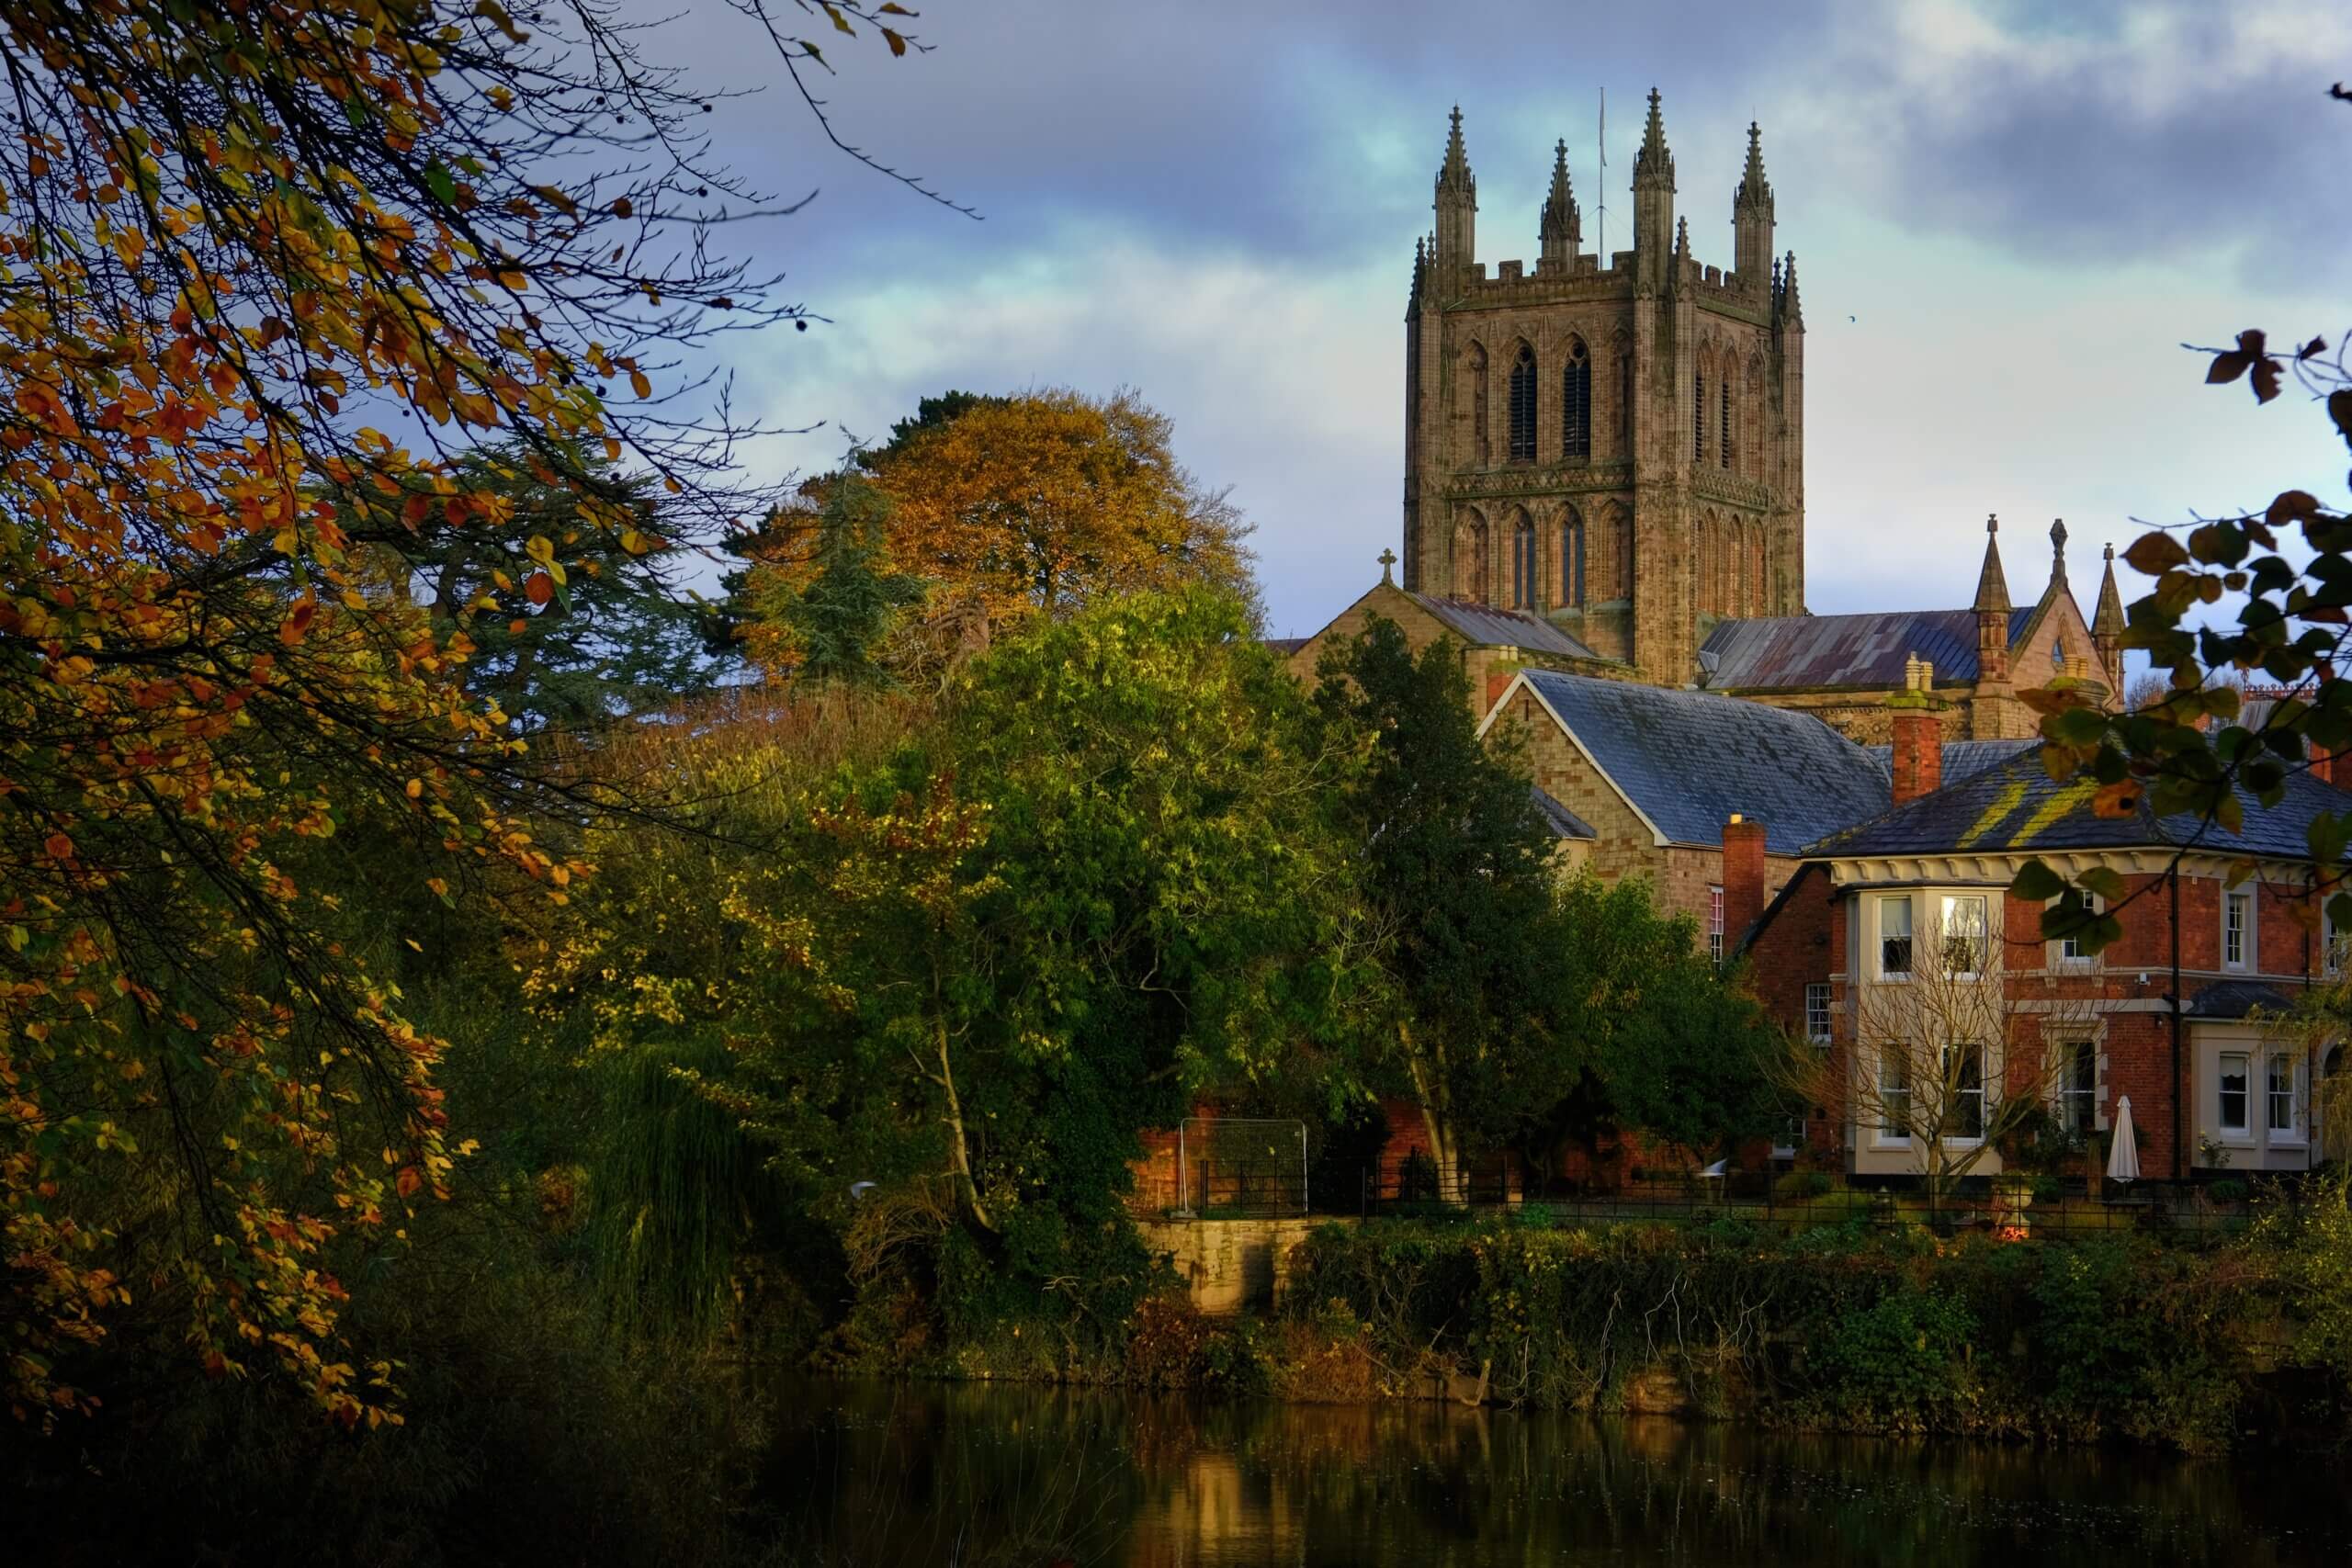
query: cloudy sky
[{"left": 646, "top": 0, "right": 2352, "bottom": 639}]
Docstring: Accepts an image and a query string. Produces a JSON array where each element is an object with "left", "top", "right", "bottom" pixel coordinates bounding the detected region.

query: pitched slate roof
[
  {"left": 1863, "top": 738, "right": 2040, "bottom": 785},
  {"left": 1530, "top": 785, "right": 1597, "bottom": 840},
  {"left": 1699, "top": 607, "right": 2036, "bottom": 691},
  {"left": 1806, "top": 749, "right": 2352, "bottom": 861},
  {"left": 1411, "top": 594, "right": 1604, "bottom": 662},
  {"left": 1513, "top": 670, "right": 1893, "bottom": 854},
  {"left": 1261, "top": 636, "right": 1310, "bottom": 658}
]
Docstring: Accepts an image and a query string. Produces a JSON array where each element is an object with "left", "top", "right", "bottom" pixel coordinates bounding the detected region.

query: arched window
[
  {"left": 1510, "top": 513, "right": 1538, "bottom": 609},
  {"left": 1456, "top": 510, "right": 1491, "bottom": 604},
  {"left": 1562, "top": 339, "right": 1592, "bottom": 459},
  {"left": 1746, "top": 356, "right": 1766, "bottom": 479},
  {"left": 1693, "top": 517, "right": 1710, "bottom": 615},
  {"left": 1617, "top": 346, "right": 1634, "bottom": 443},
  {"left": 1720, "top": 380, "right": 1734, "bottom": 471},
  {"left": 1562, "top": 506, "right": 1586, "bottom": 607},
  {"left": 1468, "top": 344, "right": 1490, "bottom": 466},
  {"left": 1508, "top": 344, "right": 1538, "bottom": 462},
  {"left": 1692, "top": 369, "right": 1705, "bottom": 462}
]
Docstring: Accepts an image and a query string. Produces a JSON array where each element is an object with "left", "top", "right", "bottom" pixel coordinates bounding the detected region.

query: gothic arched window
[
  {"left": 1693, "top": 517, "right": 1711, "bottom": 615},
  {"left": 1468, "top": 344, "right": 1490, "bottom": 466},
  {"left": 1720, "top": 380, "right": 1734, "bottom": 470},
  {"left": 1456, "top": 509, "right": 1491, "bottom": 604},
  {"left": 1510, "top": 513, "right": 1536, "bottom": 609},
  {"left": 1562, "top": 506, "right": 1587, "bottom": 607},
  {"left": 1692, "top": 370, "right": 1705, "bottom": 462},
  {"left": 1562, "top": 339, "right": 1592, "bottom": 459},
  {"left": 1617, "top": 347, "right": 1634, "bottom": 443},
  {"left": 1508, "top": 344, "right": 1538, "bottom": 463}
]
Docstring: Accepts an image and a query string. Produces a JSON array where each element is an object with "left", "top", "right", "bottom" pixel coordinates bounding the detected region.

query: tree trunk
[
  {"left": 1405, "top": 1052, "right": 1464, "bottom": 1204},
  {"left": 934, "top": 1012, "right": 995, "bottom": 1235}
]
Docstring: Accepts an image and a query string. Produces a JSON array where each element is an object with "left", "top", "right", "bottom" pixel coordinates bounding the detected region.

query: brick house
[
  {"left": 1478, "top": 665, "right": 1894, "bottom": 934},
  {"left": 1739, "top": 708, "right": 2349, "bottom": 1182}
]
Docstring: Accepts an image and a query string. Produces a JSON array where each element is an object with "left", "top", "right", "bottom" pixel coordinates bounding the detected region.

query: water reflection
[{"left": 766, "top": 1381, "right": 2351, "bottom": 1567}]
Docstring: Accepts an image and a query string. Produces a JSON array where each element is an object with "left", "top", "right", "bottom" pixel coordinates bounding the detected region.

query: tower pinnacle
[
  {"left": 1633, "top": 87, "right": 1674, "bottom": 189},
  {"left": 1973, "top": 514, "right": 2010, "bottom": 614},
  {"left": 2094, "top": 543, "right": 2125, "bottom": 637},
  {"left": 1432, "top": 106, "right": 1477, "bottom": 268},
  {"left": 1540, "top": 137, "right": 1581, "bottom": 266}
]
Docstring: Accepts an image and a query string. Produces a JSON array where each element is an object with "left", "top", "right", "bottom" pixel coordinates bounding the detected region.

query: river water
[{"left": 767, "top": 1381, "right": 2350, "bottom": 1567}]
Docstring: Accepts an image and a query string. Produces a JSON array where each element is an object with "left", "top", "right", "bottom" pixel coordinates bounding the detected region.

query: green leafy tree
[
  {"left": 1554, "top": 875, "right": 1784, "bottom": 1164},
  {"left": 766, "top": 472, "right": 925, "bottom": 688},
  {"left": 341, "top": 441, "right": 726, "bottom": 732},
  {"left": 1310, "top": 617, "right": 1590, "bottom": 1191}
]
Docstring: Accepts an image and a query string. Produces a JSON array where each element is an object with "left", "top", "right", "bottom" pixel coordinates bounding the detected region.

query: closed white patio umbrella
[{"left": 2107, "top": 1095, "right": 2142, "bottom": 1185}]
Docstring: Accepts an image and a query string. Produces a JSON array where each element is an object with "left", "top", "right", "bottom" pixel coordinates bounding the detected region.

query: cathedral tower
[{"left": 1402, "top": 94, "right": 1806, "bottom": 684}]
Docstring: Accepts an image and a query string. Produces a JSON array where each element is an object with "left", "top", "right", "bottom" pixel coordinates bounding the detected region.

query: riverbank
[{"left": 855, "top": 1203, "right": 2352, "bottom": 1454}]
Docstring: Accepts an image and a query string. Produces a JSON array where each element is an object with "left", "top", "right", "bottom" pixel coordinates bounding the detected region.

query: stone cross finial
[
  {"left": 1378, "top": 547, "right": 1397, "bottom": 584},
  {"left": 2050, "top": 518, "right": 2068, "bottom": 584}
]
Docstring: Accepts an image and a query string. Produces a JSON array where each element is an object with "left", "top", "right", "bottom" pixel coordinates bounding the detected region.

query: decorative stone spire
[
  {"left": 1432, "top": 106, "right": 1477, "bottom": 270},
  {"left": 1779, "top": 250, "right": 1803, "bottom": 325},
  {"left": 1733, "top": 120, "right": 1775, "bottom": 287},
  {"left": 1633, "top": 87, "right": 1674, "bottom": 190},
  {"left": 1973, "top": 514, "right": 2010, "bottom": 614},
  {"left": 1632, "top": 88, "right": 1675, "bottom": 288},
  {"left": 2093, "top": 543, "right": 2126, "bottom": 700},
  {"left": 1539, "top": 138, "right": 1580, "bottom": 268},
  {"left": 1408, "top": 234, "right": 1426, "bottom": 310},
  {"left": 1438, "top": 106, "right": 1473, "bottom": 192},
  {"left": 1674, "top": 214, "right": 1690, "bottom": 266},
  {"left": 2049, "top": 518, "right": 2069, "bottom": 589},
  {"left": 2094, "top": 542, "right": 2125, "bottom": 636}
]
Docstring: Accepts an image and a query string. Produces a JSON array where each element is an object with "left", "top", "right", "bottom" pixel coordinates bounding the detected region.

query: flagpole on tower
[{"left": 1596, "top": 88, "right": 1608, "bottom": 260}]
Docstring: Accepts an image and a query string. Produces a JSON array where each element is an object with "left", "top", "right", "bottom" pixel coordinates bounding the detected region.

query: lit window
[
  {"left": 1804, "top": 983, "right": 1831, "bottom": 1044},
  {"left": 1508, "top": 344, "right": 1538, "bottom": 463},
  {"left": 2219, "top": 1052, "right": 2250, "bottom": 1134},
  {"left": 1879, "top": 896, "right": 1913, "bottom": 978},
  {"left": 1944, "top": 1043, "right": 1984, "bottom": 1141},
  {"left": 1877, "top": 1049, "right": 1911, "bottom": 1141},
  {"left": 2225, "top": 888, "right": 2253, "bottom": 969},
  {"left": 2059, "top": 1041, "right": 2097, "bottom": 1136},
  {"left": 2268, "top": 1054, "right": 2298, "bottom": 1135},
  {"left": 1708, "top": 885, "right": 1725, "bottom": 960},
  {"left": 1940, "top": 894, "right": 1988, "bottom": 976}
]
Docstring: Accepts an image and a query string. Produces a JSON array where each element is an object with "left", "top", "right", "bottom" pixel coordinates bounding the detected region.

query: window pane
[
  {"left": 1944, "top": 1043, "right": 1984, "bottom": 1139},
  {"left": 1805, "top": 983, "right": 1831, "bottom": 1043},
  {"left": 1941, "top": 895, "right": 1987, "bottom": 974},
  {"left": 2219, "top": 1053, "right": 2249, "bottom": 1132},
  {"left": 1880, "top": 897, "right": 1912, "bottom": 976},
  {"left": 2062, "top": 1042, "right": 2096, "bottom": 1136},
  {"left": 1878, "top": 1049, "right": 1909, "bottom": 1136},
  {"left": 2226, "top": 892, "right": 2249, "bottom": 966},
  {"left": 2268, "top": 1055, "right": 2296, "bottom": 1133}
]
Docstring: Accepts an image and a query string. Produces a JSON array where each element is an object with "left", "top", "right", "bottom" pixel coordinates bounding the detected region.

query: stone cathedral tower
[{"left": 1401, "top": 93, "right": 1806, "bottom": 684}]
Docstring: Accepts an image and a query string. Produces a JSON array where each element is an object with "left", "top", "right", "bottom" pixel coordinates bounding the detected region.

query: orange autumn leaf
[{"left": 524, "top": 570, "right": 555, "bottom": 605}]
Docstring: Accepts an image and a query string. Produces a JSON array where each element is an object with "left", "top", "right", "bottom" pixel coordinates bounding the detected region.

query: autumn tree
[
  {"left": 0, "top": 0, "right": 938, "bottom": 1427},
  {"left": 735, "top": 389, "right": 1258, "bottom": 668}
]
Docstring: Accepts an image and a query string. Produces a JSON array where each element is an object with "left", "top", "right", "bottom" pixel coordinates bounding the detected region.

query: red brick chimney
[
  {"left": 1891, "top": 710, "right": 1942, "bottom": 805},
  {"left": 1723, "top": 813, "right": 1767, "bottom": 951}
]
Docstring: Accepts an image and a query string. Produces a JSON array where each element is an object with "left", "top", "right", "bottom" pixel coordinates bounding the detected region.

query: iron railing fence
[{"left": 1127, "top": 1151, "right": 2300, "bottom": 1242}]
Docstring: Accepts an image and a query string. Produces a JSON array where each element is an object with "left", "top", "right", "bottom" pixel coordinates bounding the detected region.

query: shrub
[
  {"left": 1775, "top": 1170, "right": 1833, "bottom": 1201},
  {"left": 2207, "top": 1179, "right": 2249, "bottom": 1204}
]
